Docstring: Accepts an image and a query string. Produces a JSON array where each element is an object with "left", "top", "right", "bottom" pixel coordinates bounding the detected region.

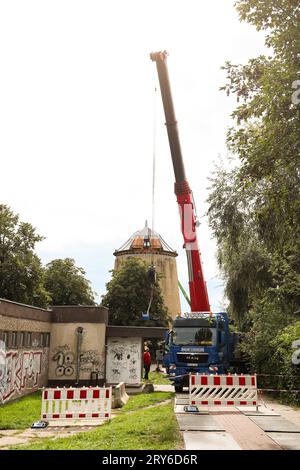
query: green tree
[
  {"left": 44, "top": 258, "right": 96, "bottom": 306},
  {"left": 270, "top": 321, "right": 300, "bottom": 404},
  {"left": 208, "top": 0, "right": 300, "bottom": 325},
  {"left": 102, "top": 257, "right": 170, "bottom": 326},
  {"left": 0, "top": 204, "right": 50, "bottom": 307},
  {"left": 207, "top": 0, "right": 300, "bottom": 400},
  {"left": 207, "top": 164, "right": 274, "bottom": 326}
]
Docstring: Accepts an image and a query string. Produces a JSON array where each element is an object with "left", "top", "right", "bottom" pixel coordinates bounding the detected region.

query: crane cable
[
  {"left": 146, "top": 76, "right": 158, "bottom": 317},
  {"left": 151, "top": 74, "right": 157, "bottom": 261}
]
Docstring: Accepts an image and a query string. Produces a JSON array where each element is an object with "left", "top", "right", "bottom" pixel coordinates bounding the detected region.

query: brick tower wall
[{"left": 114, "top": 253, "right": 181, "bottom": 320}]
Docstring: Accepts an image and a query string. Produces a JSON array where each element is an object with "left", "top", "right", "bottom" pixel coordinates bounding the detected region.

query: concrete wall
[
  {"left": 0, "top": 298, "right": 166, "bottom": 405},
  {"left": 47, "top": 306, "right": 108, "bottom": 387},
  {"left": 0, "top": 300, "right": 109, "bottom": 402},
  {"left": 114, "top": 253, "right": 181, "bottom": 320},
  {"left": 106, "top": 337, "right": 142, "bottom": 385},
  {"left": 48, "top": 322, "right": 106, "bottom": 386},
  {"left": 0, "top": 300, "right": 51, "bottom": 403}
]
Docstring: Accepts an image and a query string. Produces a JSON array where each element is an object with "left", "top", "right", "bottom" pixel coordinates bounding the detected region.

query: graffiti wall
[
  {"left": 0, "top": 343, "right": 48, "bottom": 404},
  {"left": 48, "top": 323, "right": 106, "bottom": 383},
  {"left": 0, "top": 340, "right": 6, "bottom": 402},
  {"left": 50, "top": 344, "right": 105, "bottom": 380},
  {"left": 80, "top": 349, "right": 105, "bottom": 378},
  {"left": 52, "top": 344, "right": 75, "bottom": 378},
  {"left": 106, "top": 337, "right": 142, "bottom": 385}
]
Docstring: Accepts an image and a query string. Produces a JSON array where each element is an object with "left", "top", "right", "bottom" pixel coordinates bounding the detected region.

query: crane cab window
[{"left": 173, "top": 327, "right": 216, "bottom": 346}]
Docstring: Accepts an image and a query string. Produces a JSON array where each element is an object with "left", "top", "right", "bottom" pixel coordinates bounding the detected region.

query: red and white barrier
[
  {"left": 189, "top": 374, "right": 257, "bottom": 408},
  {"left": 41, "top": 386, "right": 112, "bottom": 421}
]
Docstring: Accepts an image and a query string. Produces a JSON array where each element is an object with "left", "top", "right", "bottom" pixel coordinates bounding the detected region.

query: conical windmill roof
[{"left": 114, "top": 221, "right": 177, "bottom": 257}]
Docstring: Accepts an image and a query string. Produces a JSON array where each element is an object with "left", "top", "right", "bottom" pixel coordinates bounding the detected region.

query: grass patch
[
  {"left": 11, "top": 402, "right": 181, "bottom": 450},
  {"left": 0, "top": 390, "right": 173, "bottom": 429},
  {"left": 119, "top": 391, "right": 173, "bottom": 412},
  {"left": 144, "top": 371, "right": 172, "bottom": 385},
  {"left": 0, "top": 392, "right": 41, "bottom": 430}
]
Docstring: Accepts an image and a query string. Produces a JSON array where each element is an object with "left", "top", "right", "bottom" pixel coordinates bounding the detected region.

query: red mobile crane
[
  {"left": 150, "top": 52, "right": 243, "bottom": 390},
  {"left": 150, "top": 51, "right": 210, "bottom": 313}
]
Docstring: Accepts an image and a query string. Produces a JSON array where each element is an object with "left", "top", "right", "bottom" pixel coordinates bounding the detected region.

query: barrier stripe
[
  {"left": 191, "top": 400, "right": 257, "bottom": 406},
  {"left": 214, "top": 377, "right": 220, "bottom": 386},
  {"left": 42, "top": 412, "right": 111, "bottom": 419},
  {"left": 189, "top": 374, "right": 257, "bottom": 409},
  {"left": 227, "top": 377, "right": 233, "bottom": 386},
  {"left": 191, "top": 374, "right": 256, "bottom": 387},
  {"left": 43, "top": 388, "right": 111, "bottom": 400},
  {"left": 41, "top": 386, "right": 112, "bottom": 422}
]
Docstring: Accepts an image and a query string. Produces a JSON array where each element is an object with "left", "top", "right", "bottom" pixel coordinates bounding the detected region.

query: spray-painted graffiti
[
  {"left": 112, "top": 368, "right": 121, "bottom": 378},
  {"left": 106, "top": 338, "right": 142, "bottom": 385},
  {"left": 52, "top": 344, "right": 75, "bottom": 377},
  {"left": 79, "top": 349, "right": 105, "bottom": 378},
  {"left": 0, "top": 341, "right": 6, "bottom": 401},
  {"left": 0, "top": 348, "right": 43, "bottom": 404}
]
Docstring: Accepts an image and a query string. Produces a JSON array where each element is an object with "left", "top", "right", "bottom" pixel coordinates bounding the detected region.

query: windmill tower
[{"left": 114, "top": 222, "right": 181, "bottom": 320}]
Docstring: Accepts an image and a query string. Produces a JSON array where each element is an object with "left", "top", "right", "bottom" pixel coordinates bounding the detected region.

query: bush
[
  {"left": 270, "top": 322, "right": 300, "bottom": 404},
  {"left": 239, "top": 297, "right": 300, "bottom": 404},
  {"left": 240, "top": 297, "right": 290, "bottom": 374}
]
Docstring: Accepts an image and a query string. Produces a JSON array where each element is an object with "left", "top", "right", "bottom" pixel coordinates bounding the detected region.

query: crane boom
[{"left": 150, "top": 50, "right": 210, "bottom": 312}]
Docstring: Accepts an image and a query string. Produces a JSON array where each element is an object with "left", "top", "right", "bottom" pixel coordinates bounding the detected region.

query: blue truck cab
[{"left": 163, "top": 312, "right": 234, "bottom": 392}]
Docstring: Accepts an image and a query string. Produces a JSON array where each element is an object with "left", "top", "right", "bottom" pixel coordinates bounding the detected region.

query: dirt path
[{"left": 113, "top": 398, "right": 173, "bottom": 416}]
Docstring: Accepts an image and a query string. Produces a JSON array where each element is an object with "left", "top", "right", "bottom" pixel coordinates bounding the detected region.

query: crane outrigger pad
[
  {"left": 177, "top": 414, "right": 226, "bottom": 432},
  {"left": 249, "top": 416, "right": 300, "bottom": 433},
  {"left": 265, "top": 432, "right": 300, "bottom": 450}
]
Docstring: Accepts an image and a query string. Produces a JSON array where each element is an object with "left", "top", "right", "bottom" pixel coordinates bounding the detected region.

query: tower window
[
  {"left": 11, "top": 331, "right": 18, "bottom": 348},
  {"left": 26, "top": 332, "right": 32, "bottom": 348},
  {"left": 144, "top": 237, "right": 151, "bottom": 248},
  {"left": 20, "top": 332, "right": 25, "bottom": 347},
  {"left": 2, "top": 331, "right": 8, "bottom": 347}
]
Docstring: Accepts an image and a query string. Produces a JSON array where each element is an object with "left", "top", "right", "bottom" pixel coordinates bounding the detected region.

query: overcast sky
[{"left": 0, "top": 1, "right": 267, "bottom": 312}]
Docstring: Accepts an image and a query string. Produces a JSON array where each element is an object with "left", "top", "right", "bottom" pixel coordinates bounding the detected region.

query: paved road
[{"left": 173, "top": 389, "right": 300, "bottom": 450}]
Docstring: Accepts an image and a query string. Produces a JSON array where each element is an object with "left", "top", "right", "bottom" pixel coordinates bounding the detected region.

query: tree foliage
[
  {"left": 0, "top": 204, "right": 96, "bottom": 308},
  {"left": 102, "top": 257, "right": 170, "bottom": 326},
  {"left": 0, "top": 204, "right": 50, "bottom": 307},
  {"left": 207, "top": 1, "right": 300, "bottom": 399},
  {"left": 44, "top": 258, "right": 96, "bottom": 306}
]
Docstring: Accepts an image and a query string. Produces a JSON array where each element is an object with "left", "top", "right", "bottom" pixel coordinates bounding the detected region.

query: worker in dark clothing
[{"left": 143, "top": 346, "right": 151, "bottom": 380}]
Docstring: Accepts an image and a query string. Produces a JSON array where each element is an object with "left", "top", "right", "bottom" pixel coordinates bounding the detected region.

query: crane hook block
[{"left": 148, "top": 265, "right": 157, "bottom": 285}]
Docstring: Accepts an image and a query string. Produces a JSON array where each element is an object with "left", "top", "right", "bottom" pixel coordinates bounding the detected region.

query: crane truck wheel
[{"left": 174, "top": 385, "right": 183, "bottom": 393}]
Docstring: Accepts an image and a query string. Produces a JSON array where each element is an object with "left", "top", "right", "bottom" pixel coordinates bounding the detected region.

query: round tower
[{"left": 114, "top": 222, "right": 181, "bottom": 320}]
